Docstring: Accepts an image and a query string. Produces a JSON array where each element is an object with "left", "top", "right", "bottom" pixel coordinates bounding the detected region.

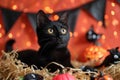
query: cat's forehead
[{"left": 52, "top": 21, "right": 67, "bottom": 28}]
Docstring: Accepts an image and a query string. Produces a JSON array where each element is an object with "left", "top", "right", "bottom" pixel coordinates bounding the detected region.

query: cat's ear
[
  {"left": 37, "top": 10, "right": 50, "bottom": 27},
  {"left": 59, "top": 12, "right": 68, "bottom": 24}
]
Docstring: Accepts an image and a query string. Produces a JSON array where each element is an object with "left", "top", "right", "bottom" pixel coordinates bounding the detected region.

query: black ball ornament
[
  {"left": 23, "top": 73, "right": 43, "bottom": 80},
  {"left": 86, "top": 26, "right": 102, "bottom": 43}
]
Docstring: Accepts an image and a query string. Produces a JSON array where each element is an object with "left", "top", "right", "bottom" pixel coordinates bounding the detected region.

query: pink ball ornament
[{"left": 52, "top": 73, "right": 75, "bottom": 80}]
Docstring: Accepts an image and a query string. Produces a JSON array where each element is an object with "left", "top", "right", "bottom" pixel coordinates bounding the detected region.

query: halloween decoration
[
  {"left": 0, "top": 0, "right": 92, "bottom": 13},
  {"left": 78, "top": 45, "right": 109, "bottom": 67},
  {"left": 23, "top": 73, "right": 43, "bottom": 80},
  {"left": 0, "top": 51, "right": 93, "bottom": 80},
  {"left": 81, "top": 66, "right": 113, "bottom": 80},
  {"left": 86, "top": 26, "right": 102, "bottom": 44},
  {"left": 96, "top": 47, "right": 120, "bottom": 68},
  {"left": 80, "top": 66, "right": 98, "bottom": 80},
  {"left": 117, "top": 0, "right": 120, "bottom": 3},
  {"left": 52, "top": 73, "right": 75, "bottom": 80},
  {"left": 83, "top": 0, "right": 106, "bottom": 27}
]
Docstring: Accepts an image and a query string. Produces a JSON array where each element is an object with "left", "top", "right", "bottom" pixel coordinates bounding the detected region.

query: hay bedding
[
  {"left": 0, "top": 50, "right": 119, "bottom": 80},
  {"left": 0, "top": 51, "right": 92, "bottom": 80},
  {"left": 103, "top": 63, "right": 120, "bottom": 80}
]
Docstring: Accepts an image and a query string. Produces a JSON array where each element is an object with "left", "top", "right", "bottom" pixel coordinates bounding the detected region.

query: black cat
[{"left": 5, "top": 10, "right": 73, "bottom": 72}]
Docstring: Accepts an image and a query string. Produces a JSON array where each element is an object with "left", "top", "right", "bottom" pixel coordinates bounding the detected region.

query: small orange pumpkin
[
  {"left": 78, "top": 45, "right": 109, "bottom": 67},
  {"left": 95, "top": 74, "right": 113, "bottom": 80},
  {"left": 52, "top": 73, "right": 75, "bottom": 80}
]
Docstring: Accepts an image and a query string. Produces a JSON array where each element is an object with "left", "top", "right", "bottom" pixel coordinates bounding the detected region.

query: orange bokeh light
[
  {"left": 26, "top": 41, "right": 31, "bottom": 47},
  {"left": 8, "top": 33, "right": 13, "bottom": 38},
  {"left": 12, "top": 5, "right": 18, "bottom": 10},
  {"left": 0, "top": 33, "right": 2, "bottom": 38}
]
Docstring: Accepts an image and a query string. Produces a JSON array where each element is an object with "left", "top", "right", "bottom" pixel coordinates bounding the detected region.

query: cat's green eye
[
  {"left": 48, "top": 28, "right": 54, "bottom": 34},
  {"left": 61, "top": 28, "right": 67, "bottom": 34}
]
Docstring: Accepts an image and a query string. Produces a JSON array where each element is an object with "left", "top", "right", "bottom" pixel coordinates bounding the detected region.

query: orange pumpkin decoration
[
  {"left": 95, "top": 74, "right": 113, "bottom": 80},
  {"left": 52, "top": 73, "right": 75, "bottom": 80},
  {"left": 78, "top": 45, "right": 109, "bottom": 67}
]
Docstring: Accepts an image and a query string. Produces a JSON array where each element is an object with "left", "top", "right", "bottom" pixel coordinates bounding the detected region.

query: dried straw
[
  {"left": 103, "top": 63, "right": 120, "bottom": 80},
  {"left": 0, "top": 50, "right": 101, "bottom": 80}
]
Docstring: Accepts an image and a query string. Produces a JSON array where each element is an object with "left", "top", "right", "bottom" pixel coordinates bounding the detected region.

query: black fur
[{"left": 5, "top": 10, "right": 73, "bottom": 72}]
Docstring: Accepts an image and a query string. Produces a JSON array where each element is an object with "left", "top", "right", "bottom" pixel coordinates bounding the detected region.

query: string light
[
  {"left": 113, "top": 31, "right": 118, "bottom": 37},
  {"left": 81, "top": 27, "right": 86, "bottom": 33},
  {"left": 0, "top": 0, "right": 92, "bottom": 13},
  {"left": 104, "top": 14, "right": 109, "bottom": 20},
  {"left": 8, "top": 33, "right": 13, "bottom": 38},
  {"left": 16, "top": 33, "right": 20, "bottom": 37},
  {"left": 44, "top": 6, "right": 53, "bottom": 13},
  {"left": 70, "top": 32, "right": 73, "bottom": 37},
  {"left": 49, "top": 14, "right": 59, "bottom": 21},
  {"left": 102, "top": 35, "right": 106, "bottom": 40},
  {"left": 53, "top": 15, "right": 59, "bottom": 21},
  {"left": 111, "top": 2, "right": 115, "bottom": 7},
  {"left": 111, "top": 10, "right": 115, "bottom": 16},
  {"left": 97, "top": 21, "right": 103, "bottom": 26},
  {"left": 71, "top": 0, "right": 75, "bottom": 3},
  {"left": 83, "top": 18, "right": 87, "bottom": 23},
  {"left": 21, "top": 23, "right": 26, "bottom": 29},
  {"left": 101, "top": 35, "right": 106, "bottom": 43},
  {"left": 112, "top": 19, "right": 119, "bottom": 26},
  {"left": 12, "top": 5, "right": 18, "bottom": 10},
  {"left": 0, "top": 33, "right": 2, "bottom": 38},
  {"left": 26, "top": 41, "right": 31, "bottom": 47},
  {"left": 73, "top": 32, "right": 78, "bottom": 37}
]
